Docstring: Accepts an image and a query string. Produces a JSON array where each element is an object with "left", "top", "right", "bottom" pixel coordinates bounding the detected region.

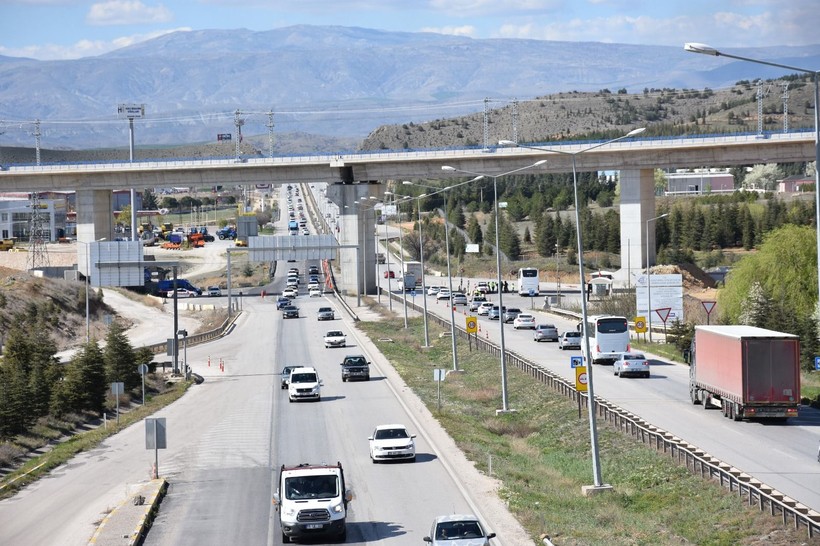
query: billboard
[{"left": 634, "top": 273, "right": 684, "bottom": 323}]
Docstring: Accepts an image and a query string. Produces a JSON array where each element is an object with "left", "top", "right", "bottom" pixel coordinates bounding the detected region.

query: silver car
[
  {"left": 533, "top": 324, "right": 559, "bottom": 341},
  {"left": 423, "top": 514, "right": 496, "bottom": 545},
  {"left": 613, "top": 352, "right": 650, "bottom": 378},
  {"left": 451, "top": 293, "right": 468, "bottom": 305}
]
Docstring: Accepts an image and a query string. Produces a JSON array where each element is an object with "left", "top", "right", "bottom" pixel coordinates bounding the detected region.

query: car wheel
[
  {"left": 644, "top": 372, "right": 650, "bottom": 378},
  {"left": 282, "top": 531, "right": 291, "bottom": 543},
  {"left": 288, "top": 397, "right": 293, "bottom": 403},
  {"left": 342, "top": 377, "right": 347, "bottom": 382}
]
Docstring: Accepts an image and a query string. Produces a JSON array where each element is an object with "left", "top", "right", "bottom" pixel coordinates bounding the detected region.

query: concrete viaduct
[{"left": 0, "top": 131, "right": 815, "bottom": 294}]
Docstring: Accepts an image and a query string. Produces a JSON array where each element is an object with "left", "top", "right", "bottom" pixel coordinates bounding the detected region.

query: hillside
[{"left": 361, "top": 76, "right": 817, "bottom": 151}]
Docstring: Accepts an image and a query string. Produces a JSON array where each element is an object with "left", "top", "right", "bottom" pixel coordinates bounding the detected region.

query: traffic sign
[
  {"left": 570, "top": 356, "right": 583, "bottom": 368},
  {"left": 815, "top": 356, "right": 820, "bottom": 371},
  {"left": 634, "top": 316, "right": 647, "bottom": 333},
  {"left": 575, "top": 366, "right": 588, "bottom": 392},
  {"left": 465, "top": 316, "right": 478, "bottom": 333},
  {"left": 701, "top": 301, "right": 717, "bottom": 314},
  {"left": 655, "top": 307, "right": 671, "bottom": 323},
  {"left": 411, "top": 290, "right": 417, "bottom": 297}
]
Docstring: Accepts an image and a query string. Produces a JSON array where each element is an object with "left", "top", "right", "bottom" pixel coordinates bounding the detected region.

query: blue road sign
[
  {"left": 570, "top": 356, "right": 583, "bottom": 368},
  {"left": 411, "top": 290, "right": 416, "bottom": 297},
  {"left": 815, "top": 356, "right": 820, "bottom": 371}
]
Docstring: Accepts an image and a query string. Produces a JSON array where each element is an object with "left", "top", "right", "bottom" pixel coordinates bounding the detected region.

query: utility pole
[
  {"left": 266, "top": 110, "right": 275, "bottom": 158},
  {"left": 782, "top": 82, "right": 790, "bottom": 133},
  {"left": 483, "top": 97, "right": 490, "bottom": 151},
  {"left": 234, "top": 109, "right": 244, "bottom": 162},
  {"left": 511, "top": 98, "right": 519, "bottom": 145},
  {"left": 34, "top": 119, "right": 41, "bottom": 166}
]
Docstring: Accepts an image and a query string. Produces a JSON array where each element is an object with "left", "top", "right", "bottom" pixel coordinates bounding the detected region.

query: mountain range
[{"left": 1, "top": 25, "right": 819, "bottom": 153}]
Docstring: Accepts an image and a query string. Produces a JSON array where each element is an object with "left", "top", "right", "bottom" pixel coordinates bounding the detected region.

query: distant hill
[{"left": 1, "top": 25, "right": 818, "bottom": 153}]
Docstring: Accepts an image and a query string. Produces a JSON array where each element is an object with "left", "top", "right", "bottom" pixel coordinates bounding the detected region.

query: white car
[
  {"left": 613, "top": 352, "right": 650, "bottom": 378},
  {"left": 427, "top": 286, "right": 441, "bottom": 296},
  {"left": 207, "top": 286, "right": 221, "bottom": 297},
  {"left": 368, "top": 424, "right": 416, "bottom": 463},
  {"left": 423, "top": 514, "right": 496, "bottom": 545},
  {"left": 477, "top": 302, "right": 494, "bottom": 316},
  {"left": 309, "top": 287, "right": 322, "bottom": 297},
  {"left": 282, "top": 287, "right": 298, "bottom": 298},
  {"left": 436, "top": 289, "right": 451, "bottom": 301},
  {"left": 324, "top": 330, "right": 347, "bottom": 348},
  {"left": 513, "top": 313, "right": 536, "bottom": 329},
  {"left": 308, "top": 281, "right": 320, "bottom": 291}
]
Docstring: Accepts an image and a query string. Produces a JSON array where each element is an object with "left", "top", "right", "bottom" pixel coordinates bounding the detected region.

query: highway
[{"left": 383, "top": 272, "right": 820, "bottom": 514}]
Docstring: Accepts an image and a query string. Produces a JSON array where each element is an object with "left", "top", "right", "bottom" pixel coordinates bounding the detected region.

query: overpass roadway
[
  {"left": 0, "top": 130, "right": 813, "bottom": 191},
  {"left": 1, "top": 130, "right": 814, "bottom": 297}
]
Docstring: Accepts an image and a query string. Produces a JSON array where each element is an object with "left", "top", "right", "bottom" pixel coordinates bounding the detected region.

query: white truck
[{"left": 273, "top": 461, "right": 352, "bottom": 543}]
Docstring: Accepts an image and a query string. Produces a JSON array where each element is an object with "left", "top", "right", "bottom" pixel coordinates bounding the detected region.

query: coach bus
[
  {"left": 579, "top": 315, "right": 630, "bottom": 365},
  {"left": 517, "top": 267, "right": 539, "bottom": 296}
]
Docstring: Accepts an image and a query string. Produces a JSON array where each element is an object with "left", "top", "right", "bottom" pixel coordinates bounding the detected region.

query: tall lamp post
[
  {"left": 500, "top": 129, "right": 644, "bottom": 492},
  {"left": 403, "top": 178, "right": 483, "bottom": 347},
  {"left": 646, "top": 213, "right": 669, "bottom": 343},
  {"left": 684, "top": 42, "right": 820, "bottom": 309},
  {"left": 442, "top": 160, "right": 547, "bottom": 414}
]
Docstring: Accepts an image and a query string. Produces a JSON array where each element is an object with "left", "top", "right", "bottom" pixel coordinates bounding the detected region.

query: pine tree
[
  {"left": 104, "top": 320, "right": 139, "bottom": 391},
  {"left": 466, "top": 215, "right": 483, "bottom": 245}
]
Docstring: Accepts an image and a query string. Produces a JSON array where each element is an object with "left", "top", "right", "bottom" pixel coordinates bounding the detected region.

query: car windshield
[
  {"left": 565, "top": 332, "right": 580, "bottom": 338},
  {"left": 436, "top": 520, "right": 483, "bottom": 540},
  {"left": 291, "top": 373, "right": 317, "bottom": 383},
  {"left": 624, "top": 354, "right": 645, "bottom": 360},
  {"left": 374, "top": 428, "right": 409, "bottom": 440},
  {"left": 284, "top": 475, "right": 339, "bottom": 500},
  {"left": 345, "top": 357, "right": 367, "bottom": 366},
  {"left": 327, "top": 331, "right": 344, "bottom": 337}
]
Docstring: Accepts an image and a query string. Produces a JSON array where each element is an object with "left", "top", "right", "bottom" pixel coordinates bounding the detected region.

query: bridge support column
[
  {"left": 619, "top": 169, "right": 656, "bottom": 283},
  {"left": 325, "top": 184, "right": 385, "bottom": 296},
  {"left": 76, "top": 189, "right": 114, "bottom": 276}
]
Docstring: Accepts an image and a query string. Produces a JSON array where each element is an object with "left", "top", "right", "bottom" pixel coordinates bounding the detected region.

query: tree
[
  {"left": 104, "top": 320, "right": 139, "bottom": 391},
  {"left": 719, "top": 224, "right": 817, "bottom": 324},
  {"left": 142, "top": 189, "right": 159, "bottom": 210},
  {"left": 466, "top": 215, "right": 483, "bottom": 245},
  {"left": 743, "top": 163, "right": 782, "bottom": 191}
]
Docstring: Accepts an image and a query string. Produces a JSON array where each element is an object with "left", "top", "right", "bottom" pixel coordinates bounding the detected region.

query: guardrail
[
  {"left": 388, "top": 291, "right": 820, "bottom": 538},
  {"left": 142, "top": 312, "right": 241, "bottom": 355}
]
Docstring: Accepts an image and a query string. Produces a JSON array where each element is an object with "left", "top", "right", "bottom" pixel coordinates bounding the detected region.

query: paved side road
[{"left": 88, "top": 479, "right": 167, "bottom": 546}]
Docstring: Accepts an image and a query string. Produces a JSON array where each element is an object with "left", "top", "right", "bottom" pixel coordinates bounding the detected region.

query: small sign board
[
  {"left": 145, "top": 418, "right": 167, "bottom": 449},
  {"left": 634, "top": 316, "right": 647, "bottom": 333},
  {"left": 465, "top": 316, "right": 478, "bottom": 334},
  {"left": 138, "top": 363, "right": 149, "bottom": 375},
  {"left": 465, "top": 244, "right": 480, "bottom": 254},
  {"left": 570, "top": 356, "right": 583, "bottom": 368},
  {"left": 655, "top": 307, "right": 671, "bottom": 323},
  {"left": 433, "top": 369, "right": 446, "bottom": 382},
  {"left": 701, "top": 301, "right": 717, "bottom": 314},
  {"left": 217, "top": 133, "right": 232, "bottom": 141},
  {"left": 575, "top": 366, "right": 588, "bottom": 392},
  {"left": 117, "top": 103, "right": 145, "bottom": 119},
  {"left": 411, "top": 290, "right": 416, "bottom": 298},
  {"left": 111, "top": 382, "right": 124, "bottom": 395}
]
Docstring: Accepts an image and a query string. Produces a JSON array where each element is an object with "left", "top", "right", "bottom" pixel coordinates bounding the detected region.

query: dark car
[
  {"left": 283, "top": 305, "right": 299, "bottom": 319},
  {"left": 275, "top": 296, "right": 290, "bottom": 310},
  {"left": 280, "top": 365, "right": 298, "bottom": 389},
  {"left": 341, "top": 355, "right": 370, "bottom": 381}
]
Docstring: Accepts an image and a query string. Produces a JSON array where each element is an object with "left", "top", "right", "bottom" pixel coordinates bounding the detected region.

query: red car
[{"left": 384, "top": 270, "right": 395, "bottom": 279}]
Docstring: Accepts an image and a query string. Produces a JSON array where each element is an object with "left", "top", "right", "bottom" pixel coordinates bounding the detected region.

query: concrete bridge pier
[
  {"left": 76, "top": 189, "right": 115, "bottom": 278},
  {"left": 618, "top": 168, "right": 657, "bottom": 284},
  {"left": 325, "top": 183, "right": 385, "bottom": 296}
]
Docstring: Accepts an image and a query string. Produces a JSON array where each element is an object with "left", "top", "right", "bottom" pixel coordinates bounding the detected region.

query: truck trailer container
[
  {"left": 402, "top": 260, "right": 423, "bottom": 288},
  {"left": 688, "top": 325, "right": 800, "bottom": 421}
]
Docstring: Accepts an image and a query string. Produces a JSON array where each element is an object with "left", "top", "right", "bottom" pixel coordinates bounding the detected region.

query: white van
[{"left": 288, "top": 367, "right": 321, "bottom": 402}]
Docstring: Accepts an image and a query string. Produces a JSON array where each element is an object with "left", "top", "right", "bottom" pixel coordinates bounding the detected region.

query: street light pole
[
  {"left": 500, "top": 129, "right": 644, "bottom": 491},
  {"left": 646, "top": 213, "right": 669, "bottom": 343},
  {"left": 443, "top": 209, "right": 459, "bottom": 371},
  {"left": 416, "top": 193, "right": 431, "bottom": 346},
  {"left": 685, "top": 42, "right": 820, "bottom": 311},
  {"left": 442, "top": 160, "right": 547, "bottom": 414},
  {"left": 388, "top": 191, "right": 413, "bottom": 328}
]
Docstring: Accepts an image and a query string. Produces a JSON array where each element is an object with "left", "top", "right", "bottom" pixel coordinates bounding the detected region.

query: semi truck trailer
[{"left": 688, "top": 325, "right": 800, "bottom": 421}]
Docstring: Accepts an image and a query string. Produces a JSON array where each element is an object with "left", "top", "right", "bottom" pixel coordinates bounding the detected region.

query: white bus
[
  {"left": 517, "top": 267, "right": 539, "bottom": 296},
  {"left": 580, "top": 315, "right": 630, "bottom": 365}
]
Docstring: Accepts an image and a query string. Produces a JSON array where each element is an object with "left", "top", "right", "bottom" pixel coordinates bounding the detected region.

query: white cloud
[
  {"left": 87, "top": 1, "right": 173, "bottom": 26},
  {"left": 420, "top": 25, "right": 477, "bottom": 37},
  {"left": 0, "top": 28, "right": 189, "bottom": 60}
]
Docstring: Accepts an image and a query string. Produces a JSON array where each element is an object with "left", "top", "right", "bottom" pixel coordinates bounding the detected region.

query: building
[
  {"left": 0, "top": 194, "right": 67, "bottom": 241},
  {"left": 665, "top": 169, "right": 735, "bottom": 195},
  {"left": 777, "top": 174, "right": 814, "bottom": 193}
]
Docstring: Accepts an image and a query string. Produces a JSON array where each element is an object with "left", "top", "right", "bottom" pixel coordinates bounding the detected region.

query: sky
[{"left": 0, "top": 0, "right": 818, "bottom": 61}]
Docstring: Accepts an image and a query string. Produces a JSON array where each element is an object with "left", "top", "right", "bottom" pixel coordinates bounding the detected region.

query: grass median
[{"left": 359, "top": 317, "right": 809, "bottom": 545}]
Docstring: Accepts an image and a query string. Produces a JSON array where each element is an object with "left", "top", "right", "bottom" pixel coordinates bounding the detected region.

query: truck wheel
[
  {"left": 703, "top": 394, "right": 711, "bottom": 410},
  {"left": 732, "top": 404, "right": 742, "bottom": 421},
  {"left": 337, "top": 528, "right": 347, "bottom": 543},
  {"left": 690, "top": 388, "right": 700, "bottom": 405}
]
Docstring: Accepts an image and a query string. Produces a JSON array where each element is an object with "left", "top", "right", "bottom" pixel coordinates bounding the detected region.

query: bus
[
  {"left": 517, "top": 267, "right": 539, "bottom": 296},
  {"left": 579, "top": 315, "right": 630, "bottom": 365}
]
